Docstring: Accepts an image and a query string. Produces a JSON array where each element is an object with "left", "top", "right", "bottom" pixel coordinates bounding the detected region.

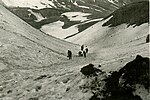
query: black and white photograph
[{"left": 0, "top": 0, "right": 149, "bottom": 100}]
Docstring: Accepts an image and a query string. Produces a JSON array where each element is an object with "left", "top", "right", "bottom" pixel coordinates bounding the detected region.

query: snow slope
[
  {"left": 40, "top": 12, "right": 94, "bottom": 39},
  {"left": 0, "top": 4, "right": 79, "bottom": 69},
  {"left": 41, "top": 21, "right": 79, "bottom": 39},
  {"left": 67, "top": 17, "right": 149, "bottom": 47}
]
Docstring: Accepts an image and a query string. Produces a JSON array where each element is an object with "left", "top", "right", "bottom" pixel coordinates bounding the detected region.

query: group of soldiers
[
  {"left": 67, "top": 45, "right": 88, "bottom": 60},
  {"left": 78, "top": 45, "right": 88, "bottom": 58}
]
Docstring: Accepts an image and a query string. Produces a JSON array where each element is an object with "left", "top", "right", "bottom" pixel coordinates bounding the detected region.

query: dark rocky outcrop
[
  {"left": 119, "top": 55, "right": 149, "bottom": 89},
  {"left": 104, "top": 55, "right": 149, "bottom": 100},
  {"left": 89, "top": 55, "right": 149, "bottom": 100},
  {"left": 103, "top": 1, "right": 149, "bottom": 27},
  {"left": 80, "top": 64, "right": 101, "bottom": 76}
]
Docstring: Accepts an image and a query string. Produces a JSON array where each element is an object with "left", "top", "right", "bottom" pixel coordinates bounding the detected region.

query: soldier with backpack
[
  {"left": 81, "top": 45, "right": 84, "bottom": 51},
  {"left": 78, "top": 51, "right": 83, "bottom": 57},
  {"left": 67, "top": 50, "right": 72, "bottom": 60},
  {"left": 146, "top": 34, "right": 149, "bottom": 43},
  {"left": 83, "top": 50, "right": 86, "bottom": 58},
  {"left": 85, "top": 46, "right": 88, "bottom": 53}
]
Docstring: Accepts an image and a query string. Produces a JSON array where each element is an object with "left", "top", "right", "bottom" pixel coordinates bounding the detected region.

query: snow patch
[
  {"left": 73, "top": 1, "right": 78, "bottom": 6},
  {"left": 41, "top": 0, "right": 56, "bottom": 7},
  {"left": 40, "top": 21, "right": 78, "bottom": 39},
  {"left": 94, "top": 9, "right": 103, "bottom": 12},
  {"left": 73, "top": 1, "right": 89, "bottom": 9},
  {"left": 41, "top": 18, "right": 102, "bottom": 39},
  {"left": 66, "top": 16, "right": 113, "bottom": 44},
  {"left": 78, "top": 5, "right": 90, "bottom": 9},
  {"left": 82, "top": 18, "right": 103, "bottom": 24},
  {"left": 62, "top": 12, "right": 91, "bottom": 22},
  {"left": 28, "top": 9, "right": 46, "bottom": 22},
  {"left": 108, "top": 0, "right": 115, "bottom": 4}
]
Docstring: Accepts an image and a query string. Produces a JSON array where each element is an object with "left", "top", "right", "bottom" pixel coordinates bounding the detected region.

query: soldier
[
  {"left": 85, "top": 46, "right": 88, "bottom": 53},
  {"left": 81, "top": 45, "right": 84, "bottom": 51},
  {"left": 78, "top": 51, "right": 83, "bottom": 57},
  {"left": 83, "top": 51, "right": 86, "bottom": 58},
  {"left": 67, "top": 50, "right": 72, "bottom": 60},
  {"left": 146, "top": 34, "right": 149, "bottom": 43}
]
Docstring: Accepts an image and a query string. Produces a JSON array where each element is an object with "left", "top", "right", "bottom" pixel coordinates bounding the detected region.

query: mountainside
[
  {"left": 2, "top": 0, "right": 148, "bottom": 40},
  {"left": 102, "top": 1, "right": 149, "bottom": 27},
  {"left": 0, "top": 3, "right": 79, "bottom": 70},
  {"left": 67, "top": 1, "right": 149, "bottom": 46}
]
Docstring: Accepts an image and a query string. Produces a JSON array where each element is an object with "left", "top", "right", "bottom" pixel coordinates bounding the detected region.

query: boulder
[{"left": 80, "top": 64, "right": 101, "bottom": 76}]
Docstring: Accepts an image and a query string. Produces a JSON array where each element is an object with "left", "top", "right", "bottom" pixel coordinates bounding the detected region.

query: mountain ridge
[{"left": 2, "top": 0, "right": 148, "bottom": 40}]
